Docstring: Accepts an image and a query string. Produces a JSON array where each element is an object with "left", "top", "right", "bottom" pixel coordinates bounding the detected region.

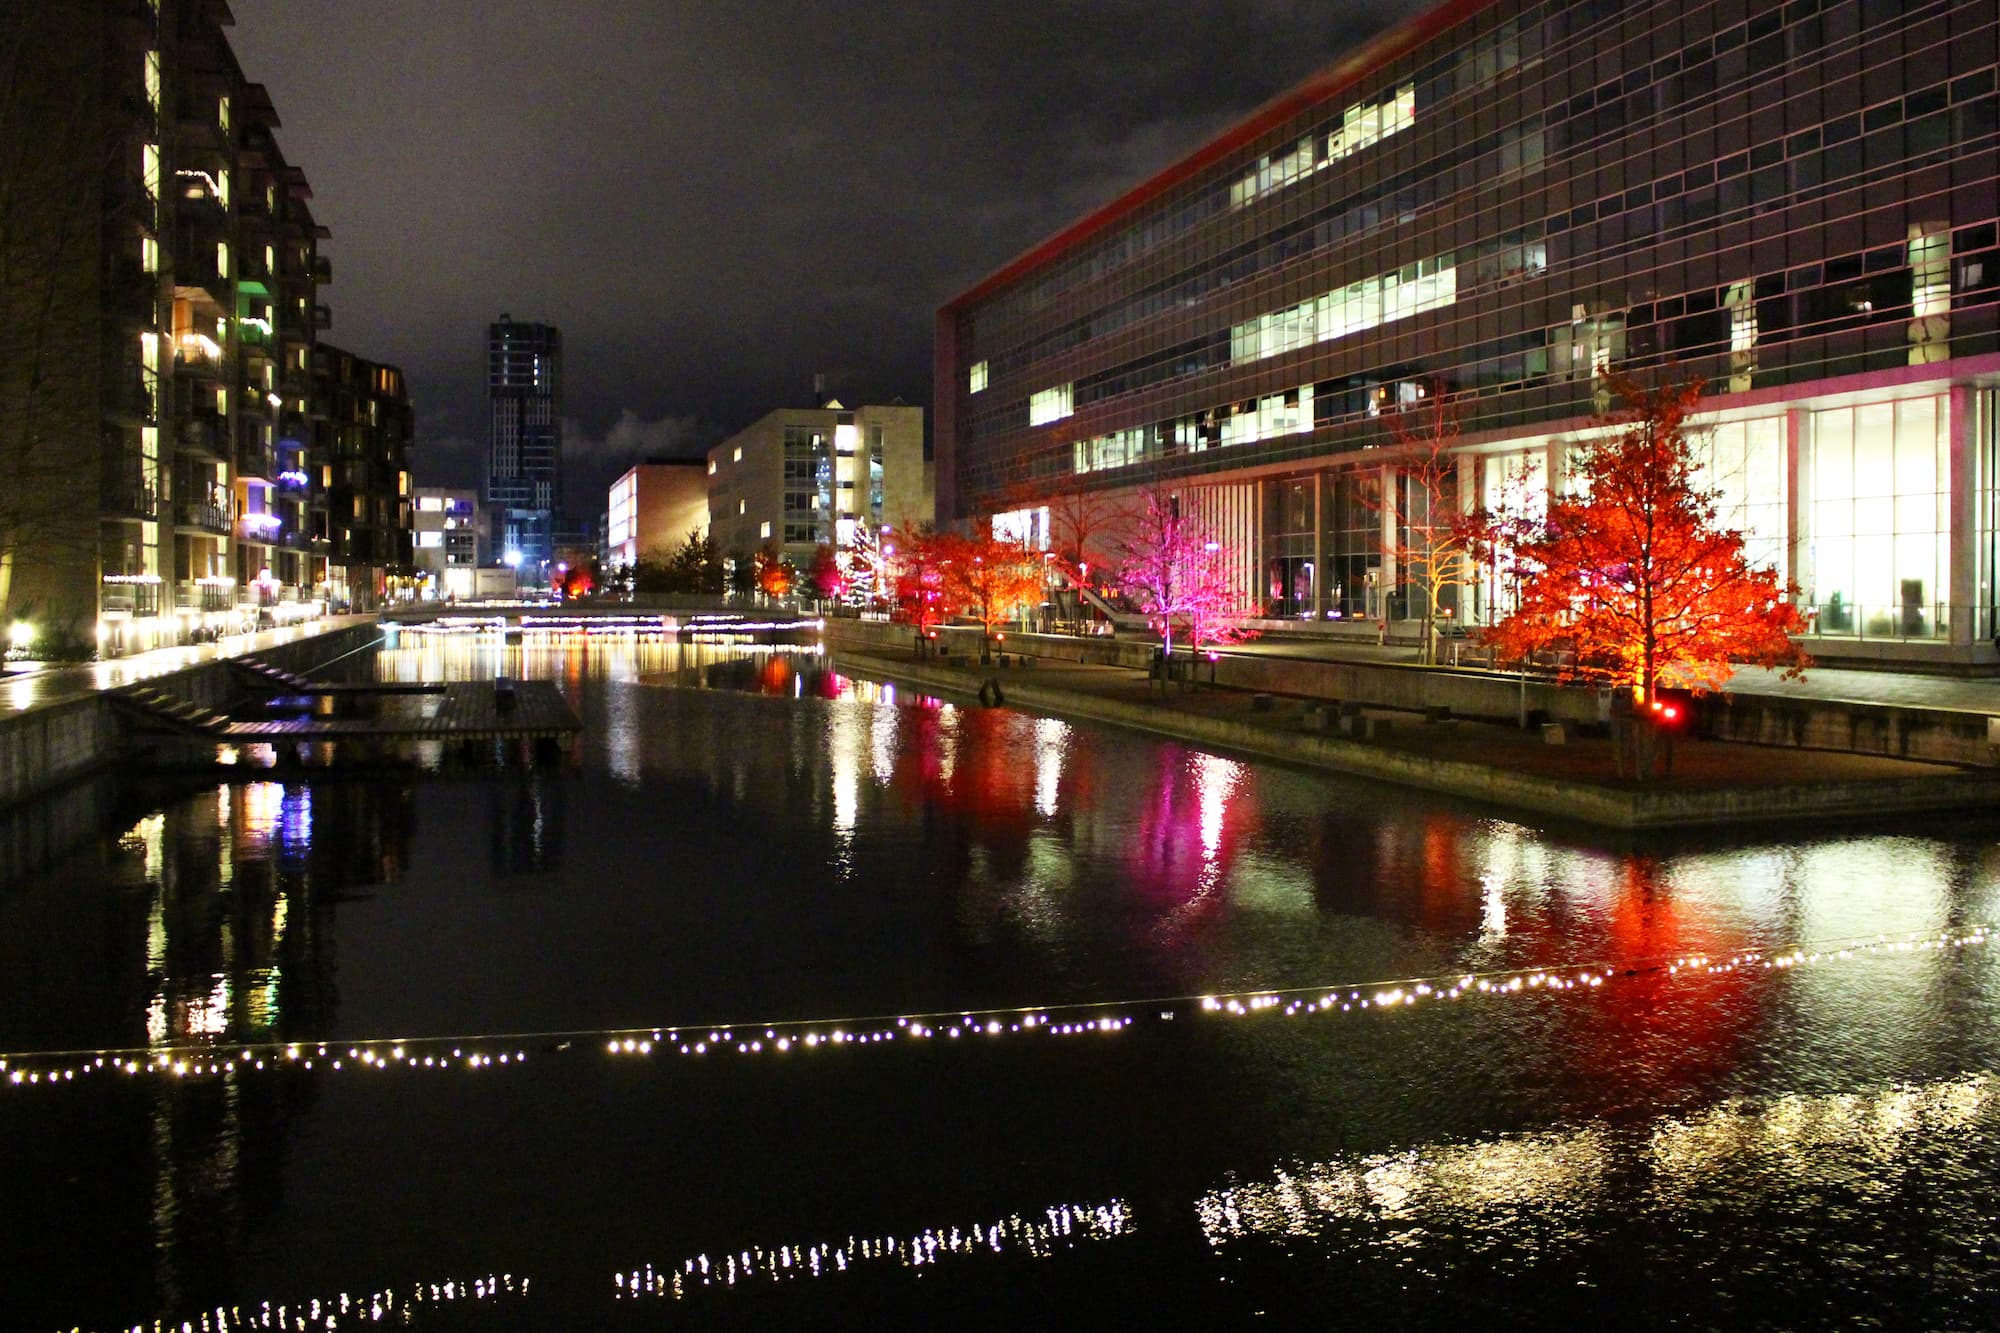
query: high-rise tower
[{"left": 486, "top": 315, "right": 562, "bottom": 577}]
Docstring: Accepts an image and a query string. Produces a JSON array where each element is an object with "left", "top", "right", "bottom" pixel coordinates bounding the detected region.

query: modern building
[
  {"left": 938, "top": 0, "right": 2000, "bottom": 667},
  {"left": 314, "top": 345, "right": 412, "bottom": 610},
  {"left": 486, "top": 316, "right": 562, "bottom": 580},
  {"left": 607, "top": 459, "right": 709, "bottom": 569},
  {"left": 707, "top": 401, "right": 928, "bottom": 563},
  {"left": 412, "top": 486, "right": 480, "bottom": 600},
  {"left": 0, "top": 3, "right": 410, "bottom": 656}
]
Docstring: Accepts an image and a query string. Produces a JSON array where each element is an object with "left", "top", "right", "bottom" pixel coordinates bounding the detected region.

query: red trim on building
[{"left": 939, "top": 0, "right": 1498, "bottom": 317}]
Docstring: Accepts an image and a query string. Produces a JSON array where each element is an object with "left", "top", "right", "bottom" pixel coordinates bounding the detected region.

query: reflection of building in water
[
  {"left": 1196, "top": 1072, "right": 1992, "bottom": 1248},
  {"left": 492, "top": 772, "right": 565, "bottom": 875},
  {"left": 40, "top": 777, "right": 414, "bottom": 1315}
]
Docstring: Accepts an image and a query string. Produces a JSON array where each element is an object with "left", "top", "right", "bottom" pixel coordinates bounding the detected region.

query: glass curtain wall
[{"left": 1804, "top": 395, "right": 1949, "bottom": 637}]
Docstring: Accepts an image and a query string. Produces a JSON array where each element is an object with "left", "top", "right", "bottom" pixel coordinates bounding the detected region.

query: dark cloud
[{"left": 227, "top": 0, "right": 1428, "bottom": 506}]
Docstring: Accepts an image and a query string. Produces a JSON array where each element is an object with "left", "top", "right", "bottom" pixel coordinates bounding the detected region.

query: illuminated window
[
  {"left": 218, "top": 96, "right": 230, "bottom": 132},
  {"left": 1231, "top": 254, "right": 1455, "bottom": 363},
  {"left": 760, "top": 521, "right": 772, "bottom": 540},
  {"left": 969, "top": 360, "right": 988, "bottom": 393},
  {"left": 733, "top": 446, "right": 742, "bottom": 462},
  {"left": 1028, "top": 383, "right": 1073, "bottom": 426},
  {"left": 1230, "top": 83, "right": 1415, "bottom": 210},
  {"left": 737, "top": 499, "right": 745, "bottom": 515},
  {"left": 144, "top": 52, "right": 160, "bottom": 115},
  {"left": 707, "top": 459, "right": 717, "bottom": 475},
  {"left": 141, "top": 236, "right": 158, "bottom": 274},
  {"left": 216, "top": 241, "right": 229, "bottom": 278}
]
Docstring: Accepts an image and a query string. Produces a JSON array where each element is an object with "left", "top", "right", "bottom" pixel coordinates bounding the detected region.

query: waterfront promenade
[{"left": 0, "top": 615, "right": 378, "bottom": 721}]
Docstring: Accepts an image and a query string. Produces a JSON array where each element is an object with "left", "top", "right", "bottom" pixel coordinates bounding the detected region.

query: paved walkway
[
  {"left": 0, "top": 616, "right": 377, "bottom": 720},
  {"left": 1207, "top": 634, "right": 2000, "bottom": 717}
]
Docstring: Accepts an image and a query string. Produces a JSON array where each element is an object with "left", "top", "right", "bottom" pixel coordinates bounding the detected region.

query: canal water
[{"left": 2, "top": 635, "right": 1997, "bottom": 1330}]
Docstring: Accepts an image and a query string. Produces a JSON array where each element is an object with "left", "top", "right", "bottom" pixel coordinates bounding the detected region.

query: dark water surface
[{"left": 2, "top": 636, "right": 1998, "bottom": 1329}]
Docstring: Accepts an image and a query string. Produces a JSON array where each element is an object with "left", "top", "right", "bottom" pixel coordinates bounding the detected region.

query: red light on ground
[{"left": 1663, "top": 705, "right": 1678, "bottom": 721}]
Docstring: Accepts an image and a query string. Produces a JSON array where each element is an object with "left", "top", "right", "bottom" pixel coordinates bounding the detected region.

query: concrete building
[
  {"left": 412, "top": 487, "right": 480, "bottom": 600},
  {"left": 706, "top": 401, "right": 927, "bottom": 564},
  {"left": 486, "top": 316, "right": 562, "bottom": 580},
  {"left": 938, "top": 0, "right": 2000, "bottom": 668},
  {"left": 607, "top": 459, "right": 709, "bottom": 569}
]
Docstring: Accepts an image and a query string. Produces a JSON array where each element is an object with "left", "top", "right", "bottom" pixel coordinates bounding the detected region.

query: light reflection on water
[{"left": 2, "top": 634, "right": 1999, "bottom": 1328}]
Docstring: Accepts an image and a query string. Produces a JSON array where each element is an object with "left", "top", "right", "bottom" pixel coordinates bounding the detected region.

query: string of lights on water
[
  {"left": 87, "top": 1274, "right": 528, "bottom": 1333},
  {"left": 613, "top": 1199, "right": 1135, "bottom": 1301},
  {"left": 62, "top": 1200, "right": 1137, "bottom": 1332},
  {"left": 2, "top": 924, "right": 1987, "bottom": 1091}
]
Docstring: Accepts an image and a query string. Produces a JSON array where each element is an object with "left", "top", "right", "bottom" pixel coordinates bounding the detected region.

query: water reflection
[
  {"left": 3, "top": 633, "right": 2000, "bottom": 1330},
  {"left": 1199, "top": 1071, "right": 1993, "bottom": 1249}
]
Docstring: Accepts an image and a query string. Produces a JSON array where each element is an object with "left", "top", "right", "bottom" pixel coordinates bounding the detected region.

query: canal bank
[
  {"left": 824, "top": 637, "right": 2000, "bottom": 831},
  {"left": 0, "top": 617, "right": 379, "bottom": 811}
]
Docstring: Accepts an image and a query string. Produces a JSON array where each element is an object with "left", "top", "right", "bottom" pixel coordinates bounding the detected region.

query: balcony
[
  {"left": 116, "top": 366, "right": 160, "bottom": 425},
  {"left": 100, "top": 575, "right": 163, "bottom": 617},
  {"left": 309, "top": 255, "right": 332, "bottom": 283},
  {"left": 177, "top": 410, "right": 228, "bottom": 460},
  {"left": 108, "top": 261, "right": 159, "bottom": 325},
  {"left": 172, "top": 260, "right": 230, "bottom": 307},
  {"left": 237, "top": 511, "right": 284, "bottom": 544},
  {"left": 312, "top": 303, "right": 332, "bottom": 330},
  {"left": 99, "top": 463, "right": 161, "bottom": 520},
  {"left": 177, "top": 580, "right": 236, "bottom": 613},
  {"left": 175, "top": 499, "right": 231, "bottom": 534}
]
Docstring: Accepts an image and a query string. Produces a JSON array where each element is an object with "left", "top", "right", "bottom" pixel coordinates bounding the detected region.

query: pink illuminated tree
[{"left": 1117, "top": 487, "right": 1258, "bottom": 673}]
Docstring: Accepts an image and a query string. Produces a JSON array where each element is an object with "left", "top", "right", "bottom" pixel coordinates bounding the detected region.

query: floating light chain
[
  {"left": 90, "top": 1273, "right": 527, "bottom": 1333},
  {"left": 2, "top": 926, "right": 1986, "bottom": 1092},
  {"left": 615, "top": 1199, "right": 1133, "bottom": 1301}
]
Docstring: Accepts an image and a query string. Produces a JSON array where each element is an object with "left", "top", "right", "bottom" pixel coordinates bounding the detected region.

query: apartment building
[{"left": 607, "top": 459, "right": 709, "bottom": 569}]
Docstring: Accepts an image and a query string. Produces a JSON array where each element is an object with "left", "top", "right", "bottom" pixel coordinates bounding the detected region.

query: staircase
[{"left": 109, "top": 683, "right": 230, "bottom": 735}]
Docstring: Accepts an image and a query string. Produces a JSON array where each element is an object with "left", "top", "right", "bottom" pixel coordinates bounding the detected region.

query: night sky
[{"left": 227, "top": 0, "right": 1429, "bottom": 509}]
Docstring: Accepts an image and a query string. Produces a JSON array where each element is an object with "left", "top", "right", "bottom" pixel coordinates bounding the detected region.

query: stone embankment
[{"left": 822, "top": 620, "right": 2000, "bottom": 831}]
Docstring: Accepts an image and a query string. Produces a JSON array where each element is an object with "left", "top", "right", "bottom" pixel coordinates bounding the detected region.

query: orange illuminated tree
[
  {"left": 1373, "top": 381, "right": 1474, "bottom": 663},
  {"left": 1474, "top": 371, "right": 1807, "bottom": 772},
  {"left": 939, "top": 530, "right": 1043, "bottom": 664}
]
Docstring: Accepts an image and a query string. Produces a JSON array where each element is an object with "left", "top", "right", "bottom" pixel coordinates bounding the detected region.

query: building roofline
[{"left": 939, "top": 0, "right": 1494, "bottom": 316}]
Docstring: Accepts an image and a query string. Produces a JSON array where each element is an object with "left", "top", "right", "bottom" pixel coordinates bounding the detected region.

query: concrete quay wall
[
  {"left": 0, "top": 621, "right": 380, "bottom": 811},
  {"left": 826, "top": 645, "right": 2000, "bottom": 831},
  {"left": 823, "top": 618, "right": 1999, "bottom": 766}
]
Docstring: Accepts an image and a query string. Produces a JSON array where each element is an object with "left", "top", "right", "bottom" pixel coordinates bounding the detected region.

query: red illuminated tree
[
  {"left": 939, "top": 530, "right": 1044, "bottom": 664},
  {"left": 889, "top": 524, "right": 950, "bottom": 657},
  {"left": 1117, "top": 486, "right": 1258, "bottom": 671},
  {"left": 805, "top": 542, "right": 848, "bottom": 604},
  {"left": 1473, "top": 371, "right": 1807, "bottom": 773}
]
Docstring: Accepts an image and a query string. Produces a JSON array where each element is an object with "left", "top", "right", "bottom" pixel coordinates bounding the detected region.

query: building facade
[
  {"left": 607, "top": 459, "right": 709, "bottom": 569},
  {"left": 706, "top": 402, "right": 927, "bottom": 564},
  {"left": 485, "top": 315, "right": 562, "bottom": 580},
  {"left": 937, "top": 0, "right": 2000, "bottom": 666},
  {"left": 412, "top": 486, "right": 480, "bottom": 599},
  {"left": 313, "top": 344, "right": 412, "bottom": 610},
  {"left": 0, "top": 2, "right": 413, "bottom": 656}
]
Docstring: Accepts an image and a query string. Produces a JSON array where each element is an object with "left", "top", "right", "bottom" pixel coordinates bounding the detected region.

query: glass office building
[{"left": 936, "top": 0, "right": 2000, "bottom": 664}]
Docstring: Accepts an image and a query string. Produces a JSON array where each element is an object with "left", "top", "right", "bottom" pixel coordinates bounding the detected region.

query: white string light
[
  {"left": 614, "top": 1199, "right": 1134, "bottom": 1301},
  {"left": 2, "top": 925, "right": 1986, "bottom": 1092},
  {"left": 90, "top": 1273, "right": 526, "bottom": 1333}
]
